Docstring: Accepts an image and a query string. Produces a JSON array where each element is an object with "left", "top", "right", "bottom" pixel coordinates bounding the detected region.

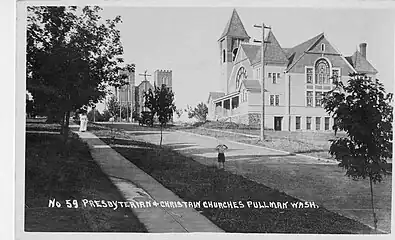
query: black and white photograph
[{"left": 13, "top": 0, "right": 395, "bottom": 238}]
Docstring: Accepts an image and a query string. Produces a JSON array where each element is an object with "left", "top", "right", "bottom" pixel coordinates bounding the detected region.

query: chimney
[{"left": 359, "top": 43, "right": 367, "bottom": 59}]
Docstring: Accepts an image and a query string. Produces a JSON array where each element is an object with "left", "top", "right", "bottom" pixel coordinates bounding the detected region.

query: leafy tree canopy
[
  {"left": 144, "top": 84, "right": 176, "bottom": 146},
  {"left": 323, "top": 73, "right": 393, "bottom": 183},
  {"left": 27, "top": 6, "right": 133, "bottom": 130},
  {"left": 187, "top": 102, "right": 208, "bottom": 122}
]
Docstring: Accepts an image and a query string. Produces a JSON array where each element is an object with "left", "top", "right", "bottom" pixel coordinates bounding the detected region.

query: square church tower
[{"left": 154, "top": 70, "right": 172, "bottom": 90}]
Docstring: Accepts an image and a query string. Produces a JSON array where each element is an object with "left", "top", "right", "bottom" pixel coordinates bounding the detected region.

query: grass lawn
[
  {"left": 90, "top": 125, "right": 376, "bottom": 234},
  {"left": 173, "top": 122, "right": 392, "bottom": 171},
  {"left": 25, "top": 120, "right": 147, "bottom": 232},
  {"left": 172, "top": 121, "right": 343, "bottom": 159}
]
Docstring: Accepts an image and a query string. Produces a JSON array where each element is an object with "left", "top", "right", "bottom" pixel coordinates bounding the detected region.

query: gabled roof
[
  {"left": 242, "top": 80, "right": 261, "bottom": 90},
  {"left": 345, "top": 51, "right": 378, "bottom": 74},
  {"left": 207, "top": 92, "right": 225, "bottom": 103},
  {"left": 282, "top": 48, "right": 293, "bottom": 58},
  {"left": 252, "top": 31, "right": 288, "bottom": 66},
  {"left": 137, "top": 80, "right": 153, "bottom": 89},
  {"left": 285, "top": 32, "right": 324, "bottom": 69},
  {"left": 218, "top": 9, "right": 250, "bottom": 41},
  {"left": 208, "top": 92, "right": 225, "bottom": 100},
  {"left": 240, "top": 43, "right": 260, "bottom": 64}
]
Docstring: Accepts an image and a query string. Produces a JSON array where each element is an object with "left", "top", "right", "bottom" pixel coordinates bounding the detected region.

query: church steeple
[
  {"left": 218, "top": 9, "right": 250, "bottom": 41},
  {"left": 218, "top": 9, "right": 250, "bottom": 94}
]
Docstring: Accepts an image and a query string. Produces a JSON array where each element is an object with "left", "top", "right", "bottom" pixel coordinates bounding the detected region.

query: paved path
[
  {"left": 74, "top": 130, "right": 224, "bottom": 233},
  {"left": 113, "top": 127, "right": 392, "bottom": 233}
]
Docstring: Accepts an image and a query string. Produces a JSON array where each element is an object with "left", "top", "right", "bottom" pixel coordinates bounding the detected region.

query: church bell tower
[{"left": 218, "top": 9, "right": 250, "bottom": 94}]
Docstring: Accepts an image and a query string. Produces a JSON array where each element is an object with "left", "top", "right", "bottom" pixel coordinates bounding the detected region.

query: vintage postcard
[{"left": 14, "top": 0, "right": 395, "bottom": 239}]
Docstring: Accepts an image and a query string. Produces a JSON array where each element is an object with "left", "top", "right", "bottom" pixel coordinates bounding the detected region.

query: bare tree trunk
[
  {"left": 60, "top": 111, "right": 66, "bottom": 135},
  {"left": 369, "top": 176, "right": 378, "bottom": 233},
  {"left": 62, "top": 111, "right": 70, "bottom": 143},
  {"left": 160, "top": 124, "right": 163, "bottom": 147}
]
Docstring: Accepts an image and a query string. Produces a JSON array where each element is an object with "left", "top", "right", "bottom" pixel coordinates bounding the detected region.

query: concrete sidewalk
[
  {"left": 120, "top": 128, "right": 391, "bottom": 234},
  {"left": 74, "top": 130, "right": 224, "bottom": 233}
]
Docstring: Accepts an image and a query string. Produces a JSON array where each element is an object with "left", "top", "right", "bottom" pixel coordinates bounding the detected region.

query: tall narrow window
[
  {"left": 332, "top": 69, "right": 340, "bottom": 84},
  {"left": 315, "top": 91, "right": 323, "bottom": 107},
  {"left": 236, "top": 67, "right": 247, "bottom": 89},
  {"left": 273, "top": 73, "right": 277, "bottom": 84},
  {"left": 296, "top": 116, "right": 301, "bottom": 130},
  {"left": 275, "top": 95, "right": 279, "bottom": 106},
  {"left": 324, "top": 117, "right": 330, "bottom": 130},
  {"left": 232, "top": 48, "right": 238, "bottom": 61},
  {"left": 222, "top": 49, "right": 226, "bottom": 63},
  {"left": 306, "top": 117, "right": 312, "bottom": 130},
  {"left": 270, "top": 95, "right": 274, "bottom": 106},
  {"left": 306, "top": 91, "right": 313, "bottom": 107},
  {"left": 321, "top": 43, "right": 325, "bottom": 52},
  {"left": 306, "top": 67, "right": 313, "bottom": 84},
  {"left": 316, "top": 117, "right": 321, "bottom": 131}
]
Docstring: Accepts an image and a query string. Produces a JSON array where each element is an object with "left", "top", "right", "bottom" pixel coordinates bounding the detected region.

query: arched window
[
  {"left": 222, "top": 49, "right": 226, "bottom": 63},
  {"left": 232, "top": 48, "right": 238, "bottom": 61},
  {"left": 315, "top": 59, "right": 330, "bottom": 84},
  {"left": 236, "top": 67, "right": 247, "bottom": 89}
]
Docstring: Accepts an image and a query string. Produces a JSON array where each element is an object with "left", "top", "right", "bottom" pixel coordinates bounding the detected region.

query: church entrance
[{"left": 274, "top": 117, "right": 283, "bottom": 131}]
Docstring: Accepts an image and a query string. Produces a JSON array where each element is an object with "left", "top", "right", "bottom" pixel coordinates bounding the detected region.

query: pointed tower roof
[
  {"left": 218, "top": 9, "right": 250, "bottom": 41},
  {"left": 252, "top": 30, "right": 288, "bottom": 65}
]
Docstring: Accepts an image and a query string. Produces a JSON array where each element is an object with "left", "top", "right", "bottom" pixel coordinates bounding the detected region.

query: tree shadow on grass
[
  {"left": 294, "top": 149, "right": 328, "bottom": 154},
  {"left": 89, "top": 134, "right": 378, "bottom": 234}
]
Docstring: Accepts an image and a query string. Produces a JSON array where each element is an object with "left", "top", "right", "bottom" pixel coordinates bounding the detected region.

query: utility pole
[
  {"left": 254, "top": 23, "right": 271, "bottom": 141},
  {"left": 139, "top": 70, "right": 152, "bottom": 112},
  {"left": 126, "top": 86, "right": 129, "bottom": 122},
  {"left": 117, "top": 87, "right": 121, "bottom": 122}
]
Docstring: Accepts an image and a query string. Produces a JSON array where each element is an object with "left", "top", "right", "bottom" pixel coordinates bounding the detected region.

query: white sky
[{"left": 95, "top": 6, "right": 394, "bottom": 112}]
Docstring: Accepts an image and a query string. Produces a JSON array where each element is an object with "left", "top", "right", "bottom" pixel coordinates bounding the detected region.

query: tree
[
  {"left": 132, "top": 109, "right": 139, "bottom": 121},
  {"left": 27, "top": 6, "right": 131, "bottom": 139},
  {"left": 87, "top": 108, "right": 103, "bottom": 122},
  {"left": 187, "top": 102, "right": 208, "bottom": 122},
  {"left": 144, "top": 84, "right": 176, "bottom": 146},
  {"left": 175, "top": 108, "right": 184, "bottom": 119},
  {"left": 102, "top": 110, "right": 111, "bottom": 122},
  {"left": 120, "top": 104, "right": 132, "bottom": 120},
  {"left": 322, "top": 73, "right": 393, "bottom": 232},
  {"left": 106, "top": 94, "right": 120, "bottom": 120}
]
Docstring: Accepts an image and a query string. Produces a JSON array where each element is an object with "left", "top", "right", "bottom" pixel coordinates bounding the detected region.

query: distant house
[{"left": 207, "top": 9, "right": 378, "bottom": 131}]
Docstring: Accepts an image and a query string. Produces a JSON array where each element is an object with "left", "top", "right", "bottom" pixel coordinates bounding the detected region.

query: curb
[{"left": 74, "top": 130, "right": 224, "bottom": 233}]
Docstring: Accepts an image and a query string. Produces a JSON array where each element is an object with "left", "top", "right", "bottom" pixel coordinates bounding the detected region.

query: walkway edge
[{"left": 74, "top": 130, "right": 224, "bottom": 233}]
